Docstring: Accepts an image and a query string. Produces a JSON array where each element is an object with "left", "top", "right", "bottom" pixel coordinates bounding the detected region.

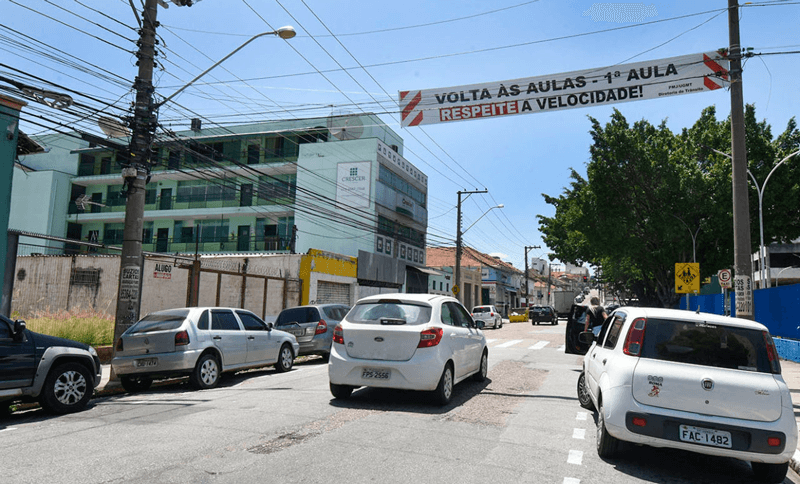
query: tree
[{"left": 538, "top": 106, "right": 800, "bottom": 308}]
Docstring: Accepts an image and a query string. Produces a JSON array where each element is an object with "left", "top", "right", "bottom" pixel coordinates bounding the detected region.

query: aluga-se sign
[{"left": 399, "top": 51, "right": 729, "bottom": 127}]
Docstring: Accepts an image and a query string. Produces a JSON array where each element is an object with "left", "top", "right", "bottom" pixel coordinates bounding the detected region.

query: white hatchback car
[
  {"left": 328, "top": 294, "right": 488, "bottom": 405},
  {"left": 577, "top": 307, "right": 797, "bottom": 483}
]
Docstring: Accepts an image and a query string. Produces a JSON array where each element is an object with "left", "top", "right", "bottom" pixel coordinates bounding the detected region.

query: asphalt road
[{"left": 2, "top": 320, "right": 799, "bottom": 484}]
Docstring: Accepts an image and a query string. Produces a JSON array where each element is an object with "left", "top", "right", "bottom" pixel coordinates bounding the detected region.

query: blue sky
[{"left": 5, "top": 0, "right": 800, "bottom": 271}]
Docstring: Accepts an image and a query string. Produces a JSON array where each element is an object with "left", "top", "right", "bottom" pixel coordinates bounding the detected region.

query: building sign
[
  {"left": 399, "top": 51, "right": 729, "bottom": 127},
  {"left": 396, "top": 193, "right": 415, "bottom": 216},
  {"left": 154, "top": 263, "right": 172, "bottom": 280},
  {"left": 336, "top": 161, "right": 371, "bottom": 208}
]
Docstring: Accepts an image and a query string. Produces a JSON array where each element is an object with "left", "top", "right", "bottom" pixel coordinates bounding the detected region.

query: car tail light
[
  {"left": 115, "top": 338, "right": 123, "bottom": 352},
  {"left": 315, "top": 319, "right": 328, "bottom": 335},
  {"left": 763, "top": 331, "right": 781, "bottom": 373},
  {"left": 623, "top": 317, "right": 647, "bottom": 356},
  {"left": 490, "top": 312, "right": 494, "bottom": 317},
  {"left": 418, "top": 327, "right": 443, "bottom": 348},
  {"left": 768, "top": 437, "right": 782, "bottom": 447},
  {"left": 632, "top": 417, "right": 647, "bottom": 427},
  {"left": 175, "top": 330, "right": 190, "bottom": 346},
  {"left": 333, "top": 324, "right": 344, "bottom": 344}
]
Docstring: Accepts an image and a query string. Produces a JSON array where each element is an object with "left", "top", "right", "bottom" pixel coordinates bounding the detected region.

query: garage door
[{"left": 317, "top": 281, "right": 351, "bottom": 304}]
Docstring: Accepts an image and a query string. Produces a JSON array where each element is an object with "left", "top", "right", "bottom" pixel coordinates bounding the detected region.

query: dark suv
[
  {"left": 530, "top": 305, "right": 558, "bottom": 325},
  {"left": 1, "top": 314, "right": 102, "bottom": 414},
  {"left": 274, "top": 304, "right": 350, "bottom": 359}
]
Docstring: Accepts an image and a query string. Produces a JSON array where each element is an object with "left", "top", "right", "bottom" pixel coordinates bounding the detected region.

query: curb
[{"left": 790, "top": 450, "right": 800, "bottom": 476}]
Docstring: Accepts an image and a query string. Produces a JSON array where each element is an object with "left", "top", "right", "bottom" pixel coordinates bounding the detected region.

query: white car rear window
[{"left": 348, "top": 302, "right": 432, "bottom": 326}]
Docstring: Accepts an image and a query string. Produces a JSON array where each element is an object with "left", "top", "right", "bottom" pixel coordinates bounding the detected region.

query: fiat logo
[
  {"left": 374, "top": 337, "right": 384, "bottom": 342},
  {"left": 701, "top": 378, "right": 714, "bottom": 391}
]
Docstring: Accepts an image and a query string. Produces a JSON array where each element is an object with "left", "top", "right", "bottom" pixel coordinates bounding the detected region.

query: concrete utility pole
[
  {"left": 523, "top": 245, "right": 540, "bottom": 306},
  {"left": 113, "top": 0, "right": 159, "bottom": 347},
  {"left": 454, "top": 189, "right": 487, "bottom": 303},
  {"left": 728, "top": 0, "right": 754, "bottom": 319}
]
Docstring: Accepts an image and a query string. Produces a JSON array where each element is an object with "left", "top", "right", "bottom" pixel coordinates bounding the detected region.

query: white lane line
[
  {"left": 567, "top": 450, "right": 583, "bottom": 465},
  {"left": 563, "top": 478, "right": 580, "bottom": 484},
  {"left": 529, "top": 341, "right": 549, "bottom": 350},
  {"left": 572, "top": 428, "right": 586, "bottom": 439},
  {"left": 558, "top": 345, "right": 566, "bottom": 352},
  {"left": 576, "top": 411, "right": 588, "bottom": 421},
  {"left": 0, "top": 428, "right": 17, "bottom": 433},
  {"left": 495, "top": 339, "right": 523, "bottom": 348}
]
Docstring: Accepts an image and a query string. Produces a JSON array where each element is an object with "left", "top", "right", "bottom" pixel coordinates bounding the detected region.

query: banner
[{"left": 399, "top": 51, "right": 729, "bottom": 127}]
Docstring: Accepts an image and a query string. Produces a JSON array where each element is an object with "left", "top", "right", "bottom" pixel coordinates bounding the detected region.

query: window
[
  {"left": 107, "top": 186, "right": 124, "bottom": 207},
  {"left": 180, "top": 226, "right": 195, "bottom": 243},
  {"left": 142, "top": 222, "right": 153, "bottom": 244},
  {"left": 0, "top": 318, "right": 10, "bottom": 339},
  {"left": 276, "top": 307, "right": 310, "bottom": 326},
  {"left": 196, "top": 310, "right": 209, "bottom": 330},
  {"left": 100, "top": 157, "right": 112, "bottom": 175},
  {"left": 145, "top": 189, "right": 157, "bottom": 205},
  {"left": 603, "top": 316, "right": 626, "bottom": 349},
  {"left": 103, "top": 224, "right": 124, "bottom": 245},
  {"left": 167, "top": 150, "right": 181, "bottom": 170},
  {"left": 78, "top": 154, "right": 95, "bottom": 176},
  {"left": 70, "top": 268, "right": 101, "bottom": 286},
  {"left": 237, "top": 311, "right": 267, "bottom": 331},
  {"left": 247, "top": 143, "right": 260, "bottom": 165},
  {"left": 211, "top": 310, "right": 241, "bottom": 331}
]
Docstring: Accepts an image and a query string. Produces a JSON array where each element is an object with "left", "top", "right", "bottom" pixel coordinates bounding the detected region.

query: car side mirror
[
  {"left": 578, "top": 331, "right": 595, "bottom": 345},
  {"left": 474, "top": 320, "right": 485, "bottom": 330},
  {"left": 266, "top": 322, "right": 274, "bottom": 330}
]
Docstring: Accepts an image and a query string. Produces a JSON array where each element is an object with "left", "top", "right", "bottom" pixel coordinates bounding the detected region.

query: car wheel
[
  {"left": 330, "top": 382, "right": 353, "bottom": 399},
  {"left": 596, "top": 399, "right": 620, "bottom": 458},
  {"left": 499, "top": 320, "right": 503, "bottom": 329},
  {"left": 120, "top": 375, "right": 153, "bottom": 393},
  {"left": 577, "top": 372, "right": 595, "bottom": 410},
  {"left": 39, "top": 362, "right": 93, "bottom": 414},
  {"left": 472, "top": 349, "right": 488, "bottom": 382},
  {"left": 275, "top": 344, "right": 294, "bottom": 373},
  {"left": 751, "top": 462, "right": 788, "bottom": 483},
  {"left": 434, "top": 363, "right": 454, "bottom": 406},
  {"left": 190, "top": 353, "right": 220, "bottom": 390}
]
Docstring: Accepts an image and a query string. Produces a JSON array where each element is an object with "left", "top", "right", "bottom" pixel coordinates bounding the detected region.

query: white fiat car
[
  {"left": 328, "top": 294, "right": 488, "bottom": 405},
  {"left": 577, "top": 307, "right": 797, "bottom": 483}
]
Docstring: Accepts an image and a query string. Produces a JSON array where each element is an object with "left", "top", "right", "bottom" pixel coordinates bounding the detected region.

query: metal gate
[{"left": 316, "top": 281, "right": 351, "bottom": 304}]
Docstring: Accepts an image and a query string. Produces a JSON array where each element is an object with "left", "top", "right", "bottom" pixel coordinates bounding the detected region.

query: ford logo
[
  {"left": 374, "top": 337, "right": 384, "bottom": 342},
  {"left": 701, "top": 378, "right": 714, "bottom": 391}
]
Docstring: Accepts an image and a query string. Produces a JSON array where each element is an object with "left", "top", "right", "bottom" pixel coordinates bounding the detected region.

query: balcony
[
  {"left": 74, "top": 235, "right": 293, "bottom": 255},
  {"left": 68, "top": 192, "right": 296, "bottom": 215}
]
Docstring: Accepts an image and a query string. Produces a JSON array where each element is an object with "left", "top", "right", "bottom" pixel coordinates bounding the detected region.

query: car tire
[
  {"left": 330, "top": 382, "right": 353, "bottom": 399},
  {"left": 596, "top": 399, "right": 620, "bottom": 458},
  {"left": 120, "top": 375, "right": 153, "bottom": 393},
  {"left": 39, "top": 362, "right": 93, "bottom": 414},
  {"left": 189, "top": 353, "right": 221, "bottom": 390},
  {"left": 499, "top": 320, "right": 503, "bottom": 329},
  {"left": 751, "top": 462, "right": 788, "bottom": 483},
  {"left": 434, "top": 363, "right": 454, "bottom": 406},
  {"left": 472, "top": 349, "right": 488, "bottom": 382},
  {"left": 577, "top": 372, "right": 595, "bottom": 410},
  {"left": 275, "top": 344, "right": 294, "bottom": 373}
]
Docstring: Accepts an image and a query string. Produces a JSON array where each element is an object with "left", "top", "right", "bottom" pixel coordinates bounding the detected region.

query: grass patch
[{"left": 14, "top": 308, "right": 114, "bottom": 347}]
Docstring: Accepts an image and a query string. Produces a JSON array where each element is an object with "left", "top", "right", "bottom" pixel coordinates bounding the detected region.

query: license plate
[
  {"left": 135, "top": 357, "right": 158, "bottom": 368},
  {"left": 679, "top": 425, "right": 732, "bottom": 448},
  {"left": 362, "top": 368, "right": 390, "bottom": 380}
]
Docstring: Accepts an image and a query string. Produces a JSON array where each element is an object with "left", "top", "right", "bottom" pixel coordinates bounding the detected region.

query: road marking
[
  {"left": 576, "top": 411, "right": 588, "bottom": 421},
  {"left": 0, "top": 428, "right": 17, "bottom": 433},
  {"left": 572, "top": 428, "right": 585, "bottom": 439},
  {"left": 558, "top": 345, "right": 565, "bottom": 352},
  {"left": 485, "top": 339, "right": 498, "bottom": 344},
  {"left": 529, "top": 341, "right": 549, "bottom": 350},
  {"left": 495, "top": 339, "right": 523, "bottom": 348},
  {"left": 563, "top": 478, "right": 580, "bottom": 484},
  {"left": 567, "top": 450, "right": 583, "bottom": 465}
]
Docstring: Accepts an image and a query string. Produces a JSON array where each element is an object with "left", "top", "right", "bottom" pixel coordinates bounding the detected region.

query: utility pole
[
  {"left": 455, "top": 189, "right": 487, "bottom": 304},
  {"left": 728, "top": 0, "right": 754, "bottom": 319},
  {"left": 524, "top": 245, "right": 540, "bottom": 306},
  {"left": 113, "top": 0, "right": 159, "bottom": 348}
]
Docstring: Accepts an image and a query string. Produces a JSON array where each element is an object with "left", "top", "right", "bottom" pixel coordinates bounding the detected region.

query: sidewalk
[{"left": 778, "top": 358, "right": 800, "bottom": 474}]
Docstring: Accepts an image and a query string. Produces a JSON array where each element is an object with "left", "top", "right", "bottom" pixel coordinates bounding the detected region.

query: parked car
[
  {"left": 328, "top": 294, "right": 488, "bottom": 405},
  {"left": 577, "top": 307, "right": 797, "bottom": 483},
  {"left": 471, "top": 305, "right": 502, "bottom": 329},
  {"left": 0, "top": 314, "right": 101, "bottom": 414},
  {"left": 112, "top": 307, "right": 299, "bottom": 392},
  {"left": 273, "top": 304, "right": 350, "bottom": 359},
  {"left": 564, "top": 304, "right": 595, "bottom": 355},
  {"left": 508, "top": 307, "right": 529, "bottom": 323},
  {"left": 529, "top": 305, "right": 558, "bottom": 325}
]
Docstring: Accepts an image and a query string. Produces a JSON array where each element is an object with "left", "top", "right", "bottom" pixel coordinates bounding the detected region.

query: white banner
[
  {"left": 336, "top": 161, "right": 371, "bottom": 208},
  {"left": 399, "top": 51, "right": 729, "bottom": 127}
]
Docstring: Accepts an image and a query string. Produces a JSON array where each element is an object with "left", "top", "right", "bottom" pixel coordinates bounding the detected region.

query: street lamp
[
  {"left": 454, "top": 193, "right": 501, "bottom": 304},
  {"left": 701, "top": 145, "right": 800, "bottom": 289},
  {"left": 776, "top": 266, "right": 798, "bottom": 287}
]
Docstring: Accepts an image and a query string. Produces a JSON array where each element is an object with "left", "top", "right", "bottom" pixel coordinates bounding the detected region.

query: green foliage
[
  {"left": 17, "top": 308, "right": 114, "bottom": 347},
  {"left": 538, "top": 106, "right": 800, "bottom": 308}
]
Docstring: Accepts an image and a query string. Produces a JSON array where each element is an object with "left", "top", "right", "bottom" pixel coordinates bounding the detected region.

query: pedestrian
[{"left": 583, "top": 296, "right": 607, "bottom": 333}]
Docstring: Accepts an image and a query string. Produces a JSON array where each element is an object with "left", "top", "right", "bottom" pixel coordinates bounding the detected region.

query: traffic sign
[
  {"left": 451, "top": 284, "right": 459, "bottom": 295},
  {"left": 718, "top": 269, "right": 732, "bottom": 289},
  {"left": 675, "top": 262, "right": 700, "bottom": 294}
]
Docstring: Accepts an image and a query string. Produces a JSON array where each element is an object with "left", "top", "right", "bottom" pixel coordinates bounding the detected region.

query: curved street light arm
[{"left": 463, "top": 204, "right": 504, "bottom": 234}]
